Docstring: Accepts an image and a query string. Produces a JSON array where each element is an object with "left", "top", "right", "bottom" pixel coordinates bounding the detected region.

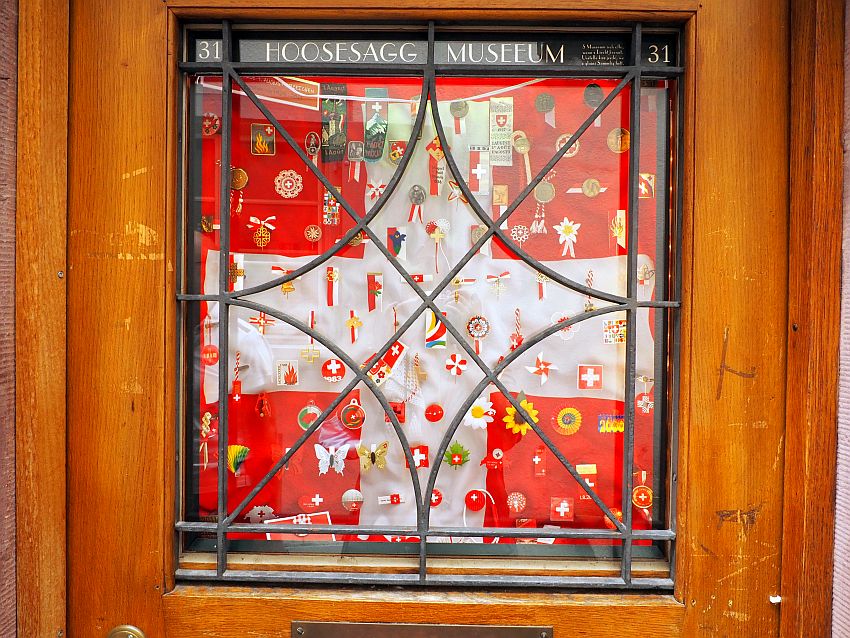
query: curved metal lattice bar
[
  {"left": 421, "top": 303, "right": 633, "bottom": 533},
  {"left": 428, "top": 70, "right": 639, "bottom": 306},
  {"left": 222, "top": 298, "right": 425, "bottom": 526},
  {"left": 229, "top": 72, "right": 431, "bottom": 299},
  {"left": 180, "top": 18, "right": 682, "bottom": 586}
]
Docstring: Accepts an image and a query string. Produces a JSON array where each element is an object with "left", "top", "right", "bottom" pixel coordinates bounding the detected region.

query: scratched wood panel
[
  {"left": 677, "top": 1, "right": 789, "bottom": 635},
  {"left": 66, "top": 0, "right": 169, "bottom": 635},
  {"left": 164, "top": 587, "right": 684, "bottom": 637},
  {"left": 16, "top": 0, "right": 68, "bottom": 636},
  {"left": 781, "top": 0, "right": 843, "bottom": 635},
  {"left": 0, "top": 0, "right": 17, "bottom": 634}
]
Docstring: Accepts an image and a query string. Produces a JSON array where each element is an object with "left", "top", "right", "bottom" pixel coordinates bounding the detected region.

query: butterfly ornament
[
  {"left": 314, "top": 443, "right": 350, "bottom": 476},
  {"left": 358, "top": 441, "right": 390, "bottom": 471}
]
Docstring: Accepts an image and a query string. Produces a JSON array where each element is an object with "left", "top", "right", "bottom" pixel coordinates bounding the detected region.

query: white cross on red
[
  {"left": 311, "top": 494, "right": 323, "bottom": 507},
  {"left": 555, "top": 500, "right": 571, "bottom": 517},
  {"left": 578, "top": 364, "right": 602, "bottom": 389},
  {"left": 472, "top": 163, "right": 487, "bottom": 181},
  {"left": 412, "top": 448, "right": 427, "bottom": 467},
  {"left": 326, "top": 359, "right": 341, "bottom": 374}
]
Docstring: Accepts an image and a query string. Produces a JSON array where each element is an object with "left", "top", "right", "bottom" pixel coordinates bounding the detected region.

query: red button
[
  {"left": 465, "top": 489, "right": 486, "bottom": 511},
  {"left": 425, "top": 404, "right": 444, "bottom": 422},
  {"left": 430, "top": 489, "right": 443, "bottom": 507}
]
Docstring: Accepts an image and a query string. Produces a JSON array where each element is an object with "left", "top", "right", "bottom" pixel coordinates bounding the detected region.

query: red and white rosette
[
  {"left": 326, "top": 267, "right": 339, "bottom": 306},
  {"left": 445, "top": 353, "right": 468, "bottom": 377}
]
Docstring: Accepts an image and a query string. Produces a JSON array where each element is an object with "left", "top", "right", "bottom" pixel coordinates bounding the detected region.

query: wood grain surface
[
  {"left": 16, "top": 0, "right": 68, "bottom": 636},
  {"left": 782, "top": 0, "right": 844, "bottom": 635},
  {"left": 66, "top": 0, "right": 169, "bottom": 635},
  {"left": 0, "top": 0, "right": 17, "bottom": 634},
  {"left": 164, "top": 586, "right": 684, "bottom": 637},
  {"left": 676, "top": 2, "right": 790, "bottom": 636},
  {"left": 58, "top": 1, "right": 829, "bottom": 637}
]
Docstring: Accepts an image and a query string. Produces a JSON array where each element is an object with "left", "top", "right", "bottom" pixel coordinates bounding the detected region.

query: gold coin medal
[
  {"left": 229, "top": 167, "right": 248, "bottom": 216},
  {"left": 231, "top": 167, "right": 249, "bottom": 190},
  {"left": 531, "top": 172, "right": 556, "bottom": 235},
  {"left": 607, "top": 127, "right": 630, "bottom": 153},
  {"left": 246, "top": 215, "right": 276, "bottom": 248},
  {"left": 582, "top": 178, "right": 602, "bottom": 198}
]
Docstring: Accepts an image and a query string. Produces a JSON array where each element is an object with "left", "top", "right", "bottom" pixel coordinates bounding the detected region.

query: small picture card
[
  {"left": 276, "top": 360, "right": 299, "bottom": 386},
  {"left": 250, "top": 122, "right": 276, "bottom": 156}
]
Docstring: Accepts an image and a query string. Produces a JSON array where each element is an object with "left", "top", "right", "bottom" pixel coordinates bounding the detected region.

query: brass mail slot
[{"left": 292, "top": 622, "right": 553, "bottom": 637}]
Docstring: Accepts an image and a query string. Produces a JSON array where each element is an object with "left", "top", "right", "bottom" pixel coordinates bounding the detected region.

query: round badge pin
[
  {"left": 342, "top": 488, "right": 364, "bottom": 512},
  {"left": 450, "top": 100, "right": 469, "bottom": 119},
  {"left": 430, "top": 488, "right": 443, "bottom": 507},
  {"left": 582, "top": 178, "right": 602, "bottom": 198},
  {"left": 556, "top": 133, "right": 580, "bottom": 157},
  {"left": 533, "top": 180, "right": 556, "bottom": 204},
  {"left": 409, "top": 184, "right": 427, "bottom": 205},
  {"left": 553, "top": 406, "right": 582, "bottom": 436},
  {"left": 425, "top": 404, "right": 444, "bottom": 422},
  {"left": 632, "top": 485, "right": 653, "bottom": 510},
  {"left": 230, "top": 167, "right": 249, "bottom": 190},
  {"left": 535, "top": 92, "right": 555, "bottom": 113},
  {"left": 465, "top": 489, "right": 487, "bottom": 512},
  {"left": 347, "top": 230, "right": 365, "bottom": 247},
  {"left": 584, "top": 83, "right": 605, "bottom": 108},
  {"left": 321, "top": 358, "right": 346, "bottom": 383},
  {"left": 340, "top": 398, "right": 366, "bottom": 430},
  {"left": 297, "top": 402, "right": 322, "bottom": 431},
  {"left": 274, "top": 169, "right": 303, "bottom": 198},
  {"left": 304, "top": 224, "right": 322, "bottom": 242},
  {"left": 607, "top": 128, "right": 630, "bottom": 154}
]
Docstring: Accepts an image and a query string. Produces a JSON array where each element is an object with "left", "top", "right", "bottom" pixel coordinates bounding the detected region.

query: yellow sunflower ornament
[{"left": 503, "top": 392, "right": 539, "bottom": 436}]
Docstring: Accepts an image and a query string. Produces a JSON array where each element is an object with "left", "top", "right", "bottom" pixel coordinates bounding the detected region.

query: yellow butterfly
[{"left": 358, "top": 441, "right": 390, "bottom": 471}]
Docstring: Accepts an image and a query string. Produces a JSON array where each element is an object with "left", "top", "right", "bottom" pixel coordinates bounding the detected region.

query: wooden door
[{"left": 56, "top": 1, "right": 803, "bottom": 636}]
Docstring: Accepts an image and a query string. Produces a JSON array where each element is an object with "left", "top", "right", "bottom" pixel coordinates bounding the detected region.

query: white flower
[
  {"left": 553, "top": 217, "right": 581, "bottom": 257},
  {"left": 463, "top": 398, "right": 495, "bottom": 429}
]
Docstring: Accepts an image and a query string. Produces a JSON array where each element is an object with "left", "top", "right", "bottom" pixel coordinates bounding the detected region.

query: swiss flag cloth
[
  {"left": 192, "top": 77, "right": 662, "bottom": 547},
  {"left": 478, "top": 391, "right": 655, "bottom": 542}
]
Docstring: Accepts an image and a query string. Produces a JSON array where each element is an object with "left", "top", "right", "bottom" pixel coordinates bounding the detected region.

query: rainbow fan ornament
[{"left": 227, "top": 444, "right": 250, "bottom": 475}]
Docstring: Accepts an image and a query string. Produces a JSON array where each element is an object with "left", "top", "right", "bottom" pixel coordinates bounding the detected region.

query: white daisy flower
[{"left": 463, "top": 398, "right": 495, "bottom": 429}]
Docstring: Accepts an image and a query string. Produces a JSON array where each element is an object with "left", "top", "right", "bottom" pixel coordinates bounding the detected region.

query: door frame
[{"left": 14, "top": 0, "right": 843, "bottom": 636}]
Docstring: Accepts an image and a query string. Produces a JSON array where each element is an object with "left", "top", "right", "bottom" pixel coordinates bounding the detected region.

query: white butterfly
[{"left": 314, "top": 444, "right": 350, "bottom": 476}]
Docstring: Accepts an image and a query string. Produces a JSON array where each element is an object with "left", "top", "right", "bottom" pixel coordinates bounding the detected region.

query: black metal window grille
[{"left": 176, "top": 20, "right": 684, "bottom": 589}]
